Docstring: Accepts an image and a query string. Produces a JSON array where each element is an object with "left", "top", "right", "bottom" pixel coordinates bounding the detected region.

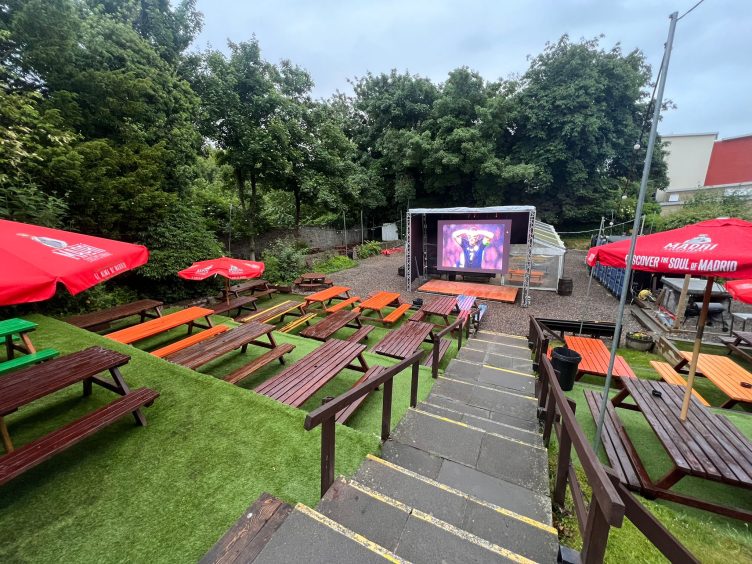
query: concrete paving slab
[
  {"left": 466, "top": 385, "right": 538, "bottom": 421},
  {"left": 316, "top": 479, "right": 409, "bottom": 551},
  {"left": 437, "top": 460, "right": 552, "bottom": 524},
  {"left": 477, "top": 366, "right": 535, "bottom": 396},
  {"left": 474, "top": 433, "right": 550, "bottom": 495},
  {"left": 485, "top": 407, "right": 541, "bottom": 432},
  {"left": 423, "top": 393, "right": 492, "bottom": 419},
  {"left": 485, "top": 352, "right": 534, "bottom": 372},
  {"left": 476, "top": 332, "right": 531, "bottom": 347},
  {"left": 456, "top": 347, "right": 486, "bottom": 364},
  {"left": 485, "top": 343, "right": 534, "bottom": 359},
  {"left": 380, "top": 440, "right": 443, "bottom": 479},
  {"left": 430, "top": 377, "right": 474, "bottom": 403},
  {"left": 391, "top": 410, "right": 482, "bottom": 467}
]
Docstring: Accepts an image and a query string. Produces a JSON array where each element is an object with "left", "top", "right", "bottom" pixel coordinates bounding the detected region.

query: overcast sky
[{"left": 192, "top": 0, "right": 751, "bottom": 138}]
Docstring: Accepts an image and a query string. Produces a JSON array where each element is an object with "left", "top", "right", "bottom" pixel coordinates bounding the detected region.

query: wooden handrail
[
  {"left": 304, "top": 350, "right": 424, "bottom": 496},
  {"left": 431, "top": 317, "right": 464, "bottom": 378}
]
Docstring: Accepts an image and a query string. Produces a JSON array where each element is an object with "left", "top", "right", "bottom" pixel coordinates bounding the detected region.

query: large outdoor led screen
[{"left": 436, "top": 220, "right": 512, "bottom": 274}]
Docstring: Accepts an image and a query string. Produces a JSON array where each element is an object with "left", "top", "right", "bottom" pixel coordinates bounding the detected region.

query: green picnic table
[{"left": 0, "top": 318, "right": 59, "bottom": 375}]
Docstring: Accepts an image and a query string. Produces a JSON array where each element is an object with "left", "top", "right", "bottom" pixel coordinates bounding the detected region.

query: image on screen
[{"left": 436, "top": 220, "right": 511, "bottom": 274}]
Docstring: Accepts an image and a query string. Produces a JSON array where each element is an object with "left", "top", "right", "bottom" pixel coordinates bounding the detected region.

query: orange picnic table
[
  {"left": 356, "top": 291, "right": 402, "bottom": 322},
  {"left": 564, "top": 336, "right": 636, "bottom": 380},
  {"left": 302, "top": 286, "right": 351, "bottom": 311},
  {"left": 106, "top": 306, "right": 214, "bottom": 345},
  {"left": 674, "top": 351, "right": 752, "bottom": 408}
]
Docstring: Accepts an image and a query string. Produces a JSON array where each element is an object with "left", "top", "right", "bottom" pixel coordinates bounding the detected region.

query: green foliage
[
  {"left": 261, "top": 239, "right": 306, "bottom": 285},
  {"left": 312, "top": 255, "right": 358, "bottom": 274},
  {"left": 650, "top": 192, "right": 752, "bottom": 232},
  {"left": 356, "top": 240, "right": 382, "bottom": 259},
  {"left": 0, "top": 184, "right": 68, "bottom": 227}
]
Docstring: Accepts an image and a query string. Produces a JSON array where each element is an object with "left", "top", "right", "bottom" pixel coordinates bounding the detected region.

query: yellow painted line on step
[
  {"left": 479, "top": 330, "right": 528, "bottom": 340},
  {"left": 346, "top": 480, "right": 411, "bottom": 513},
  {"left": 365, "top": 455, "right": 557, "bottom": 535},
  {"left": 459, "top": 345, "right": 486, "bottom": 353},
  {"left": 411, "top": 509, "right": 535, "bottom": 564},
  {"left": 439, "top": 376, "right": 537, "bottom": 402},
  {"left": 472, "top": 337, "right": 529, "bottom": 350},
  {"left": 295, "top": 504, "right": 408, "bottom": 563},
  {"left": 420, "top": 402, "right": 539, "bottom": 436},
  {"left": 486, "top": 350, "right": 535, "bottom": 363},
  {"left": 411, "top": 408, "right": 545, "bottom": 451},
  {"left": 482, "top": 364, "right": 536, "bottom": 379}
]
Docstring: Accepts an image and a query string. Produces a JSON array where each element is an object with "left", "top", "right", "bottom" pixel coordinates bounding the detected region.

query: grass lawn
[
  {"left": 0, "top": 299, "right": 452, "bottom": 562},
  {"left": 553, "top": 344, "right": 752, "bottom": 563}
]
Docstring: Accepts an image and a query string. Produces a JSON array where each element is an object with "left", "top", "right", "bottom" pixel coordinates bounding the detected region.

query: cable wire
[{"left": 678, "top": 0, "right": 706, "bottom": 20}]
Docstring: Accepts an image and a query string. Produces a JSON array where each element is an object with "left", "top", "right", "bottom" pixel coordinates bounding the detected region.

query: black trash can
[{"left": 551, "top": 347, "right": 581, "bottom": 391}]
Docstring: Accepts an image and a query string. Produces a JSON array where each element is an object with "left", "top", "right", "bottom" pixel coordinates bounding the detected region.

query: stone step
[
  {"left": 354, "top": 456, "right": 559, "bottom": 562},
  {"left": 417, "top": 401, "right": 543, "bottom": 447},
  {"left": 430, "top": 376, "right": 538, "bottom": 422},
  {"left": 253, "top": 503, "right": 404, "bottom": 563},
  {"left": 425, "top": 392, "right": 540, "bottom": 432},
  {"left": 444, "top": 359, "right": 536, "bottom": 396},
  {"left": 456, "top": 346, "right": 535, "bottom": 372},
  {"left": 380, "top": 440, "right": 553, "bottom": 524},
  {"left": 476, "top": 330, "right": 532, "bottom": 347},
  {"left": 390, "top": 409, "right": 550, "bottom": 496},
  {"left": 316, "top": 478, "right": 538, "bottom": 563}
]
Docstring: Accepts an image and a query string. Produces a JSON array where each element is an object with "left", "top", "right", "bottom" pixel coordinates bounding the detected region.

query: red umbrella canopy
[
  {"left": 586, "top": 218, "right": 752, "bottom": 279},
  {"left": 726, "top": 280, "right": 752, "bottom": 304},
  {"left": 177, "top": 257, "right": 265, "bottom": 281},
  {"left": 0, "top": 219, "right": 149, "bottom": 306}
]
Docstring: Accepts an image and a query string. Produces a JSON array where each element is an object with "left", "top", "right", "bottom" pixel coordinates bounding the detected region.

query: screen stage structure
[{"left": 405, "top": 206, "right": 536, "bottom": 307}]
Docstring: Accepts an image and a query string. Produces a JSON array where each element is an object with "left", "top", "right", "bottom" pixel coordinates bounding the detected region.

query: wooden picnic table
[
  {"left": 300, "top": 310, "right": 362, "bottom": 341},
  {"left": 65, "top": 299, "right": 163, "bottom": 331},
  {"left": 165, "top": 322, "right": 278, "bottom": 370},
  {"left": 674, "top": 351, "right": 752, "bottom": 408},
  {"left": 240, "top": 300, "right": 306, "bottom": 325},
  {"left": 373, "top": 320, "right": 434, "bottom": 360},
  {"left": 254, "top": 339, "right": 369, "bottom": 407},
  {"left": 356, "top": 291, "right": 401, "bottom": 321},
  {"left": 222, "top": 280, "right": 277, "bottom": 301},
  {"left": 563, "top": 335, "right": 636, "bottom": 380},
  {"left": 418, "top": 296, "right": 457, "bottom": 326},
  {"left": 106, "top": 307, "right": 214, "bottom": 345},
  {"left": 302, "top": 286, "right": 351, "bottom": 311},
  {"left": 612, "top": 378, "right": 752, "bottom": 521},
  {"left": 724, "top": 331, "right": 752, "bottom": 365}
]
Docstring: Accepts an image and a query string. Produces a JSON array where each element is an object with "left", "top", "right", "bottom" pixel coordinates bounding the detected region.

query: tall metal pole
[
  {"left": 228, "top": 203, "right": 232, "bottom": 255},
  {"left": 594, "top": 11, "right": 678, "bottom": 452}
]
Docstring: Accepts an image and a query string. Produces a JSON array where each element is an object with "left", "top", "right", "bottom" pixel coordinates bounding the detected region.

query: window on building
[{"left": 668, "top": 194, "right": 680, "bottom": 202}]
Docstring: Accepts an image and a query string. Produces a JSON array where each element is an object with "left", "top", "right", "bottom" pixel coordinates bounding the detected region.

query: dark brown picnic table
[
  {"left": 300, "top": 310, "right": 361, "bottom": 341},
  {"left": 418, "top": 296, "right": 458, "bottom": 326},
  {"left": 165, "top": 321, "right": 278, "bottom": 370},
  {"left": 66, "top": 299, "right": 163, "bottom": 331},
  {"left": 613, "top": 378, "right": 752, "bottom": 521},
  {"left": 372, "top": 320, "right": 434, "bottom": 360},
  {"left": 725, "top": 331, "right": 752, "bottom": 365},
  {"left": 255, "top": 339, "right": 369, "bottom": 407}
]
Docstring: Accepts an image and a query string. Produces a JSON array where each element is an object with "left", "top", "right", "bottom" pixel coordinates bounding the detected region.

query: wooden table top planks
[
  {"left": 357, "top": 292, "right": 401, "bottom": 312},
  {"left": 300, "top": 310, "right": 361, "bottom": 341},
  {"left": 302, "top": 286, "right": 351, "bottom": 309},
  {"left": 420, "top": 296, "right": 458, "bottom": 317},
  {"left": 165, "top": 322, "right": 275, "bottom": 369},
  {"left": 563, "top": 335, "right": 636, "bottom": 378},
  {"left": 106, "top": 307, "right": 213, "bottom": 345},
  {"left": 372, "top": 321, "right": 434, "bottom": 360},
  {"left": 675, "top": 351, "right": 752, "bottom": 407}
]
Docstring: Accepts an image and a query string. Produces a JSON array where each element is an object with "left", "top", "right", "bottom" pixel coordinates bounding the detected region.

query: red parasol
[
  {"left": 0, "top": 219, "right": 149, "bottom": 306},
  {"left": 726, "top": 280, "right": 752, "bottom": 305},
  {"left": 178, "top": 257, "right": 265, "bottom": 303},
  {"left": 587, "top": 217, "right": 752, "bottom": 420}
]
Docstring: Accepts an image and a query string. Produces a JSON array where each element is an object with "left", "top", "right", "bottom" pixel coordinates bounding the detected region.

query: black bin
[{"left": 551, "top": 347, "right": 581, "bottom": 391}]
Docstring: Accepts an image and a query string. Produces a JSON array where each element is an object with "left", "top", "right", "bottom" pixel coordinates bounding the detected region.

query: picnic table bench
[
  {"left": 356, "top": 291, "right": 410, "bottom": 324},
  {"left": 254, "top": 339, "right": 369, "bottom": 407},
  {"left": 650, "top": 361, "right": 710, "bottom": 406},
  {"left": 0, "top": 346, "right": 158, "bottom": 482},
  {"left": 209, "top": 296, "right": 257, "bottom": 319},
  {"left": 722, "top": 331, "right": 752, "bottom": 365},
  {"left": 674, "top": 351, "right": 752, "bottom": 409},
  {"left": 240, "top": 300, "right": 306, "bottom": 325},
  {"left": 506, "top": 269, "right": 545, "bottom": 285},
  {"left": 151, "top": 325, "right": 229, "bottom": 359},
  {"left": 106, "top": 307, "right": 214, "bottom": 345},
  {"left": 299, "top": 310, "right": 368, "bottom": 342},
  {"left": 372, "top": 320, "right": 435, "bottom": 361},
  {"left": 335, "top": 365, "right": 388, "bottom": 424},
  {"left": 607, "top": 378, "right": 752, "bottom": 521},
  {"left": 326, "top": 296, "right": 361, "bottom": 313},
  {"left": 65, "top": 299, "right": 163, "bottom": 331},
  {"left": 410, "top": 295, "right": 457, "bottom": 327},
  {"left": 563, "top": 335, "right": 636, "bottom": 381},
  {"left": 294, "top": 272, "right": 333, "bottom": 290},
  {"left": 302, "top": 286, "right": 351, "bottom": 312},
  {"left": 0, "top": 318, "right": 59, "bottom": 375},
  {"left": 165, "top": 322, "right": 283, "bottom": 371},
  {"left": 222, "top": 280, "right": 277, "bottom": 301}
]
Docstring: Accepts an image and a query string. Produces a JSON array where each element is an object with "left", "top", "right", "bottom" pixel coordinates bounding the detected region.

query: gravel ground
[{"left": 327, "top": 250, "right": 640, "bottom": 337}]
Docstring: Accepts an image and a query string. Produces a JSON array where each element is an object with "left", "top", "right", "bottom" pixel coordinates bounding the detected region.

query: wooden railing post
[
  {"left": 410, "top": 362, "right": 419, "bottom": 408},
  {"left": 320, "top": 416, "right": 336, "bottom": 497},
  {"left": 553, "top": 400, "right": 576, "bottom": 507},
  {"left": 582, "top": 500, "right": 611, "bottom": 564},
  {"left": 431, "top": 336, "right": 440, "bottom": 379},
  {"left": 381, "top": 378, "right": 393, "bottom": 441},
  {"left": 543, "top": 391, "right": 556, "bottom": 447}
]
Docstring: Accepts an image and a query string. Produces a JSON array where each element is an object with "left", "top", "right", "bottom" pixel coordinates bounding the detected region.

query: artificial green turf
[{"left": 0, "top": 314, "right": 405, "bottom": 562}]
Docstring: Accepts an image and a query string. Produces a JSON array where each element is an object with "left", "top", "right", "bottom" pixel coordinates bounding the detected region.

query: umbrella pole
[
  {"left": 680, "top": 277, "right": 714, "bottom": 421},
  {"left": 226, "top": 279, "right": 230, "bottom": 305}
]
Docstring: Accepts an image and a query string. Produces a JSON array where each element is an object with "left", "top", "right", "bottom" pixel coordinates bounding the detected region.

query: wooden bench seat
[
  {"left": 223, "top": 344, "right": 296, "bottom": 385},
  {"left": 326, "top": 296, "right": 361, "bottom": 313},
  {"left": 298, "top": 279, "right": 333, "bottom": 289},
  {"left": 210, "top": 296, "right": 257, "bottom": 318},
  {"left": 278, "top": 313, "right": 317, "bottom": 333},
  {"left": 240, "top": 301, "right": 304, "bottom": 325},
  {"left": 422, "top": 338, "right": 451, "bottom": 367},
  {"left": 0, "top": 349, "right": 59, "bottom": 376},
  {"left": 150, "top": 325, "right": 228, "bottom": 359},
  {"left": 65, "top": 299, "right": 163, "bottom": 330},
  {"left": 649, "top": 361, "right": 710, "bottom": 406},
  {"left": 383, "top": 303, "right": 412, "bottom": 324},
  {"left": 106, "top": 307, "right": 214, "bottom": 344},
  {"left": 335, "top": 366, "right": 388, "bottom": 424},
  {"left": 250, "top": 288, "right": 278, "bottom": 300},
  {"left": 409, "top": 311, "right": 426, "bottom": 323},
  {"left": 583, "top": 390, "right": 644, "bottom": 491},
  {"left": 0, "top": 387, "right": 159, "bottom": 485},
  {"left": 345, "top": 325, "right": 374, "bottom": 343}
]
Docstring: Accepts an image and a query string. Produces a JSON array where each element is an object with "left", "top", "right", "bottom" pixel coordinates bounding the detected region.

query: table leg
[
  {"left": 347, "top": 353, "right": 369, "bottom": 373},
  {"left": 5, "top": 336, "right": 13, "bottom": 360},
  {"left": 19, "top": 333, "right": 37, "bottom": 354},
  {"left": 610, "top": 387, "right": 631, "bottom": 407},
  {"left": 0, "top": 417, "right": 14, "bottom": 453},
  {"left": 655, "top": 466, "right": 684, "bottom": 490},
  {"left": 720, "top": 398, "right": 738, "bottom": 409},
  {"left": 110, "top": 367, "right": 147, "bottom": 426}
]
